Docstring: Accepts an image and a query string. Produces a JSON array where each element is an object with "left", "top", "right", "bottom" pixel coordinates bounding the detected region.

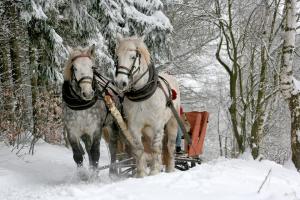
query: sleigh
[
  {"left": 175, "top": 111, "right": 209, "bottom": 171},
  {"left": 100, "top": 109, "right": 209, "bottom": 176}
]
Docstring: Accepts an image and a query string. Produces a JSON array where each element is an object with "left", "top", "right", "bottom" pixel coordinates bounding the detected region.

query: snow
[
  {"left": 21, "top": 0, "right": 48, "bottom": 22},
  {"left": 49, "top": 28, "right": 68, "bottom": 81},
  {"left": 31, "top": 0, "right": 48, "bottom": 20},
  {"left": 124, "top": 6, "right": 172, "bottom": 31},
  {"left": 132, "top": 0, "right": 163, "bottom": 10},
  {"left": 297, "top": 130, "right": 300, "bottom": 143},
  {"left": 292, "top": 77, "right": 300, "bottom": 95},
  {"left": 0, "top": 142, "right": 300, "bottom": 200}
]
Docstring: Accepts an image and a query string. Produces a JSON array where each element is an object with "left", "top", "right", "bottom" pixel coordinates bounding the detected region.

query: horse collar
[
  {"left": 124, "top": 63, "right": 159, "bottom": 102},
  {"left": 62, "top": 81, "right": 98, "bottom": 110}
]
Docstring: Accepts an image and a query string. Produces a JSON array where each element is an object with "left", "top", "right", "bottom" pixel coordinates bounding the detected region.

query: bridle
[
  {"left": 115, "top": 49, "right": 151, "bottom": 90},
  {"left": 115, "top": 48, "right": 159, "bottom": 101},
  {"left": 62, "top": 54, "right": 98, "bottom": 110},
  {"left": 70, "top": 54, "right": 94, "bottom": 87},
  {"left": 115, "top": 49, "right": 141, "bottom": 78},
  {"left": 63, "top": 53, "right": 119, "bottom": 110}
]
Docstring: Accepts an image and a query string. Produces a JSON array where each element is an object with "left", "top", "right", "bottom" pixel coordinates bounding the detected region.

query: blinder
[
  {"left": 71, "top": 64, "right": 94, "bottom": 84},
  {"left": 70, "top": 54, "right": 94, "bottom": 81},
  {"left": 70, "top": 55, "right": 97, "bottom": 97},
  {"left": 115, "top": 49, "right": 141, "bottom": 79}
]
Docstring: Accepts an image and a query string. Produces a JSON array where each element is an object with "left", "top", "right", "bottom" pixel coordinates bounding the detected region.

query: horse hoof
[
  {"left": 109, "top": 173, "right": 120, "bottom": 181},
  {"left": 77, "top": 168, "right": 90, "bottom": 181},
  {"left": 165, "top": 167, "right": 175, "bottom": 173},
  {"left": 136, "top": 172, "right": 146, "bottom": 178},
  {"left": 149, "top": 169, "right": 160, "bottom": 176}
]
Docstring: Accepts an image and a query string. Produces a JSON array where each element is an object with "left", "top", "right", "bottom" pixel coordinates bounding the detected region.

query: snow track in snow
[{"left": 0, "top": 142, "right": 299, "bottom": 200}]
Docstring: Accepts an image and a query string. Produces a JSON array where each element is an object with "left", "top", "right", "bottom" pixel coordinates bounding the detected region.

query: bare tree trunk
[
  {"left": 250, "top": 45, "right": 267, "bottom": 159},
  {"left": 217, "top": 106, "right": 223, "bottom": 156},
  {"left": 215, "top": 0, "right": 245, "bottom": 154},
  {"left": 280, "top": 0, "right": 300, "bottom": 170}
]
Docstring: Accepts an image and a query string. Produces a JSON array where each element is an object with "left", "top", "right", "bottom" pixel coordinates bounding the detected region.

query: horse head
[
  {"left": 64, "top": 44, "right": 96, "bottom": 101},
  {"left": 114, "top": 35, "right": 151, "bottom": 91}
]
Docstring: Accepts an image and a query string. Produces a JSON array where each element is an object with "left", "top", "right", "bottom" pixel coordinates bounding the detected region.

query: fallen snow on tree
[
  {"left": 292, "top": 77, "right": 300, "bottom": 95},
  {"left": 0, "top": 142, "right": 299, "bottom": 200}
]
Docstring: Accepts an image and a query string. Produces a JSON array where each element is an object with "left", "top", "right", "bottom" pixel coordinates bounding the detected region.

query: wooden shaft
[{"left": 104, "top": 95, "right": 135, "bottom": 148}]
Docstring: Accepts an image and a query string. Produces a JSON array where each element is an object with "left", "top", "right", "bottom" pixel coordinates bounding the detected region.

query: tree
[
  {"left": 280, "top": 0, "right": 300, "bottom": 170},
  {"left": 214, "top": 0, "right": 283, "bottom": 158},
  {"left": 0, "top": 0, "right": 173, "bottom": 151}
]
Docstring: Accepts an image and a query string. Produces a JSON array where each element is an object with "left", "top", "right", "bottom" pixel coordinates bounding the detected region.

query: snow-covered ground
[{"left": 0, "top": 142, "right": 299, "bottom": 200}]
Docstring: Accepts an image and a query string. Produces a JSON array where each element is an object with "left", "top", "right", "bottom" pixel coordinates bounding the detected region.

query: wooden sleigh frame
[
  {"left": 101, "top": 96, "right": 209, "bottom": 176},
  {"left": 102, "top": 117, "right": 209, "bottom": 175}
]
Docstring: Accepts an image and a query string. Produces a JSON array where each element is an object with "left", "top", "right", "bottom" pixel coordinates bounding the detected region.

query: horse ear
[{"left": 88, "top": 44, "right": 96, "bottom": 57}]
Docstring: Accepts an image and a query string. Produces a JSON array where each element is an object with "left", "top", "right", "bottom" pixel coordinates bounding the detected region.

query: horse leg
[
  {"left": 81, "top": 134, "right": 93, "bottom": 167},
  {"left": 90, "top": 130, "right": 101, "bottom": 169},
  {"left": 149, "top": 128, "right": 163, "bottom": 176},
  {"left": 130, "top": 126, "right": 146, "bottom": 178},
  {"left": 162, "top": 129, "right": 169, "bottom": 167},
  {"left": 68, "top": 132, "right": 85, "bottom": 167},
  {"left": 165, "top": 117, "right": 177, "bottom": 172}
]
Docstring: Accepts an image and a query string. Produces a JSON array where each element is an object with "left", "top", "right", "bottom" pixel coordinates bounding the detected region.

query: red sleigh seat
[{"left": 184, "top": 111, "right": 209, "bottom": 157}]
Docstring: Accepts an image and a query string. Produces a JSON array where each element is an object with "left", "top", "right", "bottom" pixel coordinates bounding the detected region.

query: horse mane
[
  {"left": 117, "top": 37, "right": 151, "bottom": 66},
  {"left": 64, "top": 47, "right": 95, "bottom": 81}
]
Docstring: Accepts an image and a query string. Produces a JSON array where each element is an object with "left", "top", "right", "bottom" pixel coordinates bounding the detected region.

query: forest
[{"left": 0, "top": 0, "right": 300, "bottom": 180}]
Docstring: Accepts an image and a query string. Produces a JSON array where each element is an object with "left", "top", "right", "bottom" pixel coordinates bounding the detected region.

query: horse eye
[{"left": 131, "top": 56, "right": 136, "bottom": 60}]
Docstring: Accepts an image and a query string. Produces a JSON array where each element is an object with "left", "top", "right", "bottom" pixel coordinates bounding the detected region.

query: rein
[{"left": 158, "top": 76, "right": 192, "bottom": 145}]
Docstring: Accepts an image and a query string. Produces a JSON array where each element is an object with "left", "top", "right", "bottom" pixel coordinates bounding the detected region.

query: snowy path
[{"left": 0, "top": 142, "right": 299, "bottom": 200}]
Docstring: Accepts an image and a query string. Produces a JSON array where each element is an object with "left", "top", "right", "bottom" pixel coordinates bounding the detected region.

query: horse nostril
[
  {"left": 82, "top": 92, "right": 87, "bottom": 98},
  {"left": 122, "top": 81, "right": 127, "bottom": 88}
]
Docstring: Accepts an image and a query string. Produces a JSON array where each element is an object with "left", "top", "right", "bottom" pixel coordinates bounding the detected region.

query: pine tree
[{"left": 0, "top": 0, "right": 173, "bottom": 147}]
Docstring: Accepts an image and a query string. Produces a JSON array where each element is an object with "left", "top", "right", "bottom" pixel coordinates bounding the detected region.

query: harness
[
  {"left": 62, "top": 54, "right": 112, "bottom": 110},
  {"left": 115, "top": 49, "right": 159, "bottom": 101},
  {"left": 116, "top": 51, "right": 191, "bottom": 144},
  {"left": 70, "top": 54, "right": 94, "bottom": 86},
  {"left": 62, "top": 81, "right": 98, "bottom": 110},
  {"left": 115, "top": 50, "right": 141, "bottom": 79},
  {"left": 124, "top": 63, "right": 158, "bottom": 101}
]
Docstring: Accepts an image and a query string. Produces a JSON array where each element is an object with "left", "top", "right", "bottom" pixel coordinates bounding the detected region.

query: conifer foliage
[{"left": 0, "top": 0, "right": 171, "bottom": 150}]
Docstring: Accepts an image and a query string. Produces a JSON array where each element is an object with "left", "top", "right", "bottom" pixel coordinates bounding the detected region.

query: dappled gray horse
[{"left": 62, "top": 45, "right": 119, "bottom": 170}]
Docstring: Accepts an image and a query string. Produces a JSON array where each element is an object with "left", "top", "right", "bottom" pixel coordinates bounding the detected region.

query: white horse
[{"left": 114, "top": 35, "right": 180, "bottom": 177}]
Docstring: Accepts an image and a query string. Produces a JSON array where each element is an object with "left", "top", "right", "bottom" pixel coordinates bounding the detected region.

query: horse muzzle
[
  {"left": 79, "top": 82, "right": 95, "bottom": 100},
  {"left": 81, "top": 90, "right": 94, "bottom": 100}
]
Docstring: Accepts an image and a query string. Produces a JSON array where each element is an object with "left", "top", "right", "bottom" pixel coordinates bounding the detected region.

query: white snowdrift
[{"left": 0, "top": 142, "right": 299, "bottom": 200}]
